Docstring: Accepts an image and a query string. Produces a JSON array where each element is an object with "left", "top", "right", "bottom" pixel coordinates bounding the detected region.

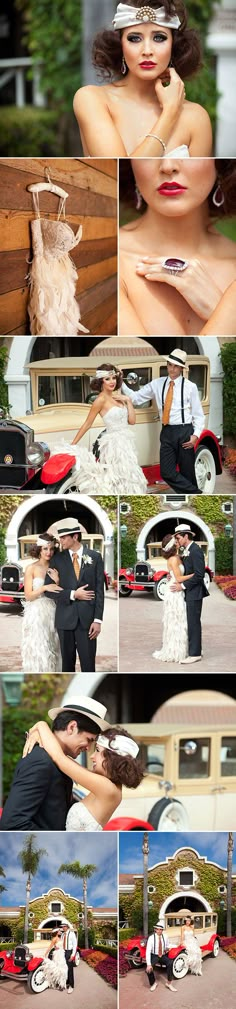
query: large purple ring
[{"left": 161, "top": 257, "right": 189, "bottom": 275}]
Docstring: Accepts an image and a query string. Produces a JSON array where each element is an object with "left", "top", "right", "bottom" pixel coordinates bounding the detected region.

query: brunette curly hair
[
  {"left": 29, "top": 532, "right": 57, "bottom": 559},
  {"left": 100, "top": 727, "right": 144, "bottom": 788},
  {"left": 161, "top": 533, "right": 177, "bottom": 558},
  {"left": 90, "top": 363, "right": 123, "bottom": 393},
  {"left": 119, "top": 158, "right": 236, "bottom": 220},
  {"left": 92, "top": 0, "right": 202, "bottom": 81}
]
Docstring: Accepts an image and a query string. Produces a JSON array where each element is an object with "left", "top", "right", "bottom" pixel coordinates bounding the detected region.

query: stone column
[{"left": 82, "top": 0, "right": 116, "bottom": 84}]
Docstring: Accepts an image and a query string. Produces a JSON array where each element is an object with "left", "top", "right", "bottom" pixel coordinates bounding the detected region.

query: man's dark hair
[
  {"left": 52, "top": 711, "right": 98, "bottom": 734},
  {"left": 70, "top": 532, "right": 82, "bottom": 544}
]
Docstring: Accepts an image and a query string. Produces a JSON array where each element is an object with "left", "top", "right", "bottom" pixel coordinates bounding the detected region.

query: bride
[
  {"left": 42, "top": 929, "right": 68, "bottom": 990},
  {"left": 22, "top": 533, "right": 62, "bottom": 672},
  {"left": 23, "top": 723, "right": 143, "bottom": 831},
  {"left": 152, "top": 533, "right": 193, "bottom": 662},
  {"left": 73, "top": 1, "right": 212, "bottom": 157},
  {"left": 180, "top": 916, "right": 202, "bottom": 975},
  {"left": 52, "top": 362, "right": 147, "bottom": 494}
]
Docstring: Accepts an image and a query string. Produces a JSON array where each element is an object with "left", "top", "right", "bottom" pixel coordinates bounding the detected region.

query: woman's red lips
[
  {"left": 140, "top": 61, "right": 156, "bottom": 68},
  {"left": 158, "top": 182, "right": 187, "bottom": 194}
]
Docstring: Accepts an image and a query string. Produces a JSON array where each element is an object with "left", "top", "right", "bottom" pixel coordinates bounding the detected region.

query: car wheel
[
  {"left": 148, "top": 798, "right": 189, "bottom": 831},
  {"left": 211, "top": 939, "right": 220, "bottom": 958},
  {"left": 172, "top": 951, "right": 189, "bottom": 979},
  {"left": 195, "top": 447, "right": 216, "bottom": 494},
  {"left": 204, "top": 570, "right": 211, "bottom": 591},
  {"left": 119, "top": 579, "right": 132, "bottom": 597},
  {"left": 27, "top": 966, "right": 49, "bottom": 993},
  {"left": 153, "top": 577, "right": 167, "bottom": 601},
  {"left": 75, "top": 951, "right": 80, "bottom": 966},
  {"left": 128, "top": 948, "right": 143, "bottom": 968},
  {"left": 45, "top": 475, "right": 79, "bottom": 494}
]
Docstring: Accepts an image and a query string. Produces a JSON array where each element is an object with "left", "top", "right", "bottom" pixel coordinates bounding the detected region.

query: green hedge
[
  {"left": 95, "top": 944, "right": 117, "bottom": 958},
  {"left": 218, "top": 906, "right": 236, "bottom": 936},
  {"left": 2, "top": 708, "right": 50, "bottom": 800},
  {"left": 119, "top": 929, "right": 140, "bottom": 941},
  {"left": 0, "top": 107, "right": 64, "bottom": 156},
  {"left": 215, "top": 537, "right": 233, "bottom": 575},
  {"left": 120, "top": 537, "right": 137, "bottom": 569},
  {"left": 220, "top": 343, "right": 236, "bottom": 438}
]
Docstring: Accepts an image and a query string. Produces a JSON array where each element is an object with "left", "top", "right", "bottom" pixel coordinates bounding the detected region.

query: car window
[
  {"left": 38, "top": 374, "right": 90, "bottom": 405},
  {"left": 178, "top": 738, "right": 211, "bottom": 778},
  {"left": 220, "top": 737, "right": 236, "bottom": 776},
  {"left": 140, "top": 743, "right": 165, "bottom": 775}
]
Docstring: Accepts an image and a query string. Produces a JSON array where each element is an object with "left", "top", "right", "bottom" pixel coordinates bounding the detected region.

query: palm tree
[
  {"left": 227, "top": 832, "right": 234, "bottom": 937},
  {"left": 0, "top": 865, "right": 6, "bottom": 896},
  {"left": 18, "top": 835, "right": 47, "bottom": 943},
  {"left": 142, "top": 833, "right": 149, "bottom": 937},
  {"left": 58, "top": 860, "right": 96, "bottom": 949}
]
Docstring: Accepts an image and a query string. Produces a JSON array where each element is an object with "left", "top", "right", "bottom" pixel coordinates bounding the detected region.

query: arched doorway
[
  {"left": 160, "top": 891, "right": 211, "bottom": 918},
  {"left": 61, "top": 675, "right": 236, "bottom": 724},
  {"left": 136, "top": 510, "right": 215, "bottom": 571},
  {"left": 5, "top": 494, "right": 114, "bottom": 576}
]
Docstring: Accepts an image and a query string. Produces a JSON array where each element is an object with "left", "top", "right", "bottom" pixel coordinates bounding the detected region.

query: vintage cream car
[{"left": 15, "top": 351, "right": 222, "bottom": 493}]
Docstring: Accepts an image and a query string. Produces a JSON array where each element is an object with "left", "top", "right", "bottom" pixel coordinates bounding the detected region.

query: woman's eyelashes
[{"left": 126, "top": 32, "right": 168, "bottom": 43}]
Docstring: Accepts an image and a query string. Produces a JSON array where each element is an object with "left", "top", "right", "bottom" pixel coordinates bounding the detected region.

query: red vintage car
[
  {"left": 0, "top": 944, "right": 50, "bottom": 993},
  {"left": 121, "top": 912, "right": 220, "bottom": 979},
  {"left": 119, "top": 561, "right": 213, "bottom": 601}
]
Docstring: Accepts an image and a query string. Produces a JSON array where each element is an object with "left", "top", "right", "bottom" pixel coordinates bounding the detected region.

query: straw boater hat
[
  {"left": 163, "top": 348, "right": 189, "bottom": 370},
  {"left": 55, "top": 517, "right": 81, "bottom": 536},
  {"left": 48, "top": 695, "right": 110, "bottom": 731},
  {"left": 154, "top": 920, "right": 165, "bottom": 930},
  {"left": 174, "top": 524, "right": 195, "bottom": 536}
]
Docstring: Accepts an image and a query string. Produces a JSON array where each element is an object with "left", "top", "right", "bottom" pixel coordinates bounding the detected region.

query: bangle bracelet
[{"left": 144, "top": 134, "right": 166, "bottom": 152}]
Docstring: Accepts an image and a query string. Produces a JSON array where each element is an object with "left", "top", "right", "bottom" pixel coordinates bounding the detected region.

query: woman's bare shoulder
[{"left": 73, "top": 84, "right": 108, "bottom": 112}]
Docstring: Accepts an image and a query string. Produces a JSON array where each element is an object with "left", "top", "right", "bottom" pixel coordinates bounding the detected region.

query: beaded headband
[
  {"left": 162, "top": 536, "right": 176, "bottom": 552},
  {"left": 97, "top": 733, "right": 139, "bottom": 758},
  {"left": 112, "top": 4, "right": 181, "bottom": 30},
  {"left": 36, "top": 537, "right": 53, "bottom": 547}
]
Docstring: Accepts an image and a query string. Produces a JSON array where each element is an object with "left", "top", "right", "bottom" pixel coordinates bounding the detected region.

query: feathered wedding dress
[{"left": 27, "top": 192, "right": 89, "bottom": 335}]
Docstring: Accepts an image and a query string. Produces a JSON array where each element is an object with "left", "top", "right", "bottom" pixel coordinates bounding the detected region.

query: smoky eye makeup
[{"left": 126, "top": 32, "right": 169, "bottom": 43}]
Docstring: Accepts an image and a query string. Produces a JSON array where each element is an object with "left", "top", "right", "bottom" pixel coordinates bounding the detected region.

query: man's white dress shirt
[
  {"left": 69, "top": 546, "right": 102, "bottom": 622},
  {"left": 146, "top": 931, "right": 170, "bottom": 967},
  {"left": 122, "top": 375, "right": 204, "bottom": 438}
]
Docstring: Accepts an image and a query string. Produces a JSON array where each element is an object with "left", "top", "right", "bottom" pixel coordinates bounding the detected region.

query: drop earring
[
  {"left": 121, "top": 56, "right": 127, "bottom": 75},
  {"left": 135, "top": 185, "right": 142, "bottom": 211},
  {"left": 212, "top": 182, "right": 224, "bottom": 207}
]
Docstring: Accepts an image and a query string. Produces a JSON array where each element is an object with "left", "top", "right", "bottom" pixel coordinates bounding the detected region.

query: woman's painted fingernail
[{"left": 136, "top": 262, "right": 144, "bottom": 268}]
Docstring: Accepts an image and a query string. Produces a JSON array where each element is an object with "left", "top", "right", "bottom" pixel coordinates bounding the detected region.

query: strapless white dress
[
  {"left": 182, "top": 929, "right": 202, "bottom": 975},
  {"left": 66, "top": 802, "right": 102, "bottom": 832},
  {"left": 42, "top": 939, "right": 68, "bottom": 989},
  {"left": 21, "top": 577, "right": 62, "bottom": 672},
  {"left": 52, "top": 405, "right": 147, "bottom": 494},
  {"left": 166, "top": 145, "right": 189, "bottom": 157},
  {"left": 152, "top": 565, "right": 188, "bottom": 663}
]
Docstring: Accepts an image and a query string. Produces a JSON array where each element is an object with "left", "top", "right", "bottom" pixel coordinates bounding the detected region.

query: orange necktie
[
  {"left": 162, "top": 380, "right": 174, "bottom": 425},
  {"left": 158, "top": 935, "right": 162, "bottom": 956},
  {"left": 72, "top": 551, "right": 81, "bottom": 580}
]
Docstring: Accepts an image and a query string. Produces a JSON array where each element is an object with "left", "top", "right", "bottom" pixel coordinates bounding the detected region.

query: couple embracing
[
  {"left": 152, "top": 524, "right": 209, "bottom": 664},
  {"left": 42, "top": 924, "right": 77, "bottom": 994}
]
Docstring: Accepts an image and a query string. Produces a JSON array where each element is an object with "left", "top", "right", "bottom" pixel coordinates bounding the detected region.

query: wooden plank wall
[{"left": 0, "top": 157, "right": 117, "bottom": 336}]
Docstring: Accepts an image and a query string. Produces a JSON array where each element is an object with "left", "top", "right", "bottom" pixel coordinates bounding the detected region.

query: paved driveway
[
  {"left": 120, "top": 949, "right": 236, "bottom": 1009},
  {"left": 119, "top": 582, "right": 235, "bottom": 672},
  {"left": 0, "top": 958, "right": 116, "bottom": 1009}
]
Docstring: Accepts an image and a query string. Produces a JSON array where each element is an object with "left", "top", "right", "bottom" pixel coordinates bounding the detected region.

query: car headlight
[
  {"left": 126, "top": 568, "right": 133, "bottom": 575},
  {"left": 27, "top": 443, "right": 48, "bottom": 466}
]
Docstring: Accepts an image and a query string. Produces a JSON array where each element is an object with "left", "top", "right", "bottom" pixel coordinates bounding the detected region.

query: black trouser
[
  {"left": 58, "top": 623, "right": 97, "bottom": 672},
  {"left": 186, "top": 597, "right": 203, "bottom": 655},
  {"left": 64, "top": 949, "right": 74, "bottom": 988},
  {"left": 147, "top": 953, "right": 173, "bottom": 985},
  {"left": 160, "top": 423, "right": 202, "bottom": 494}
]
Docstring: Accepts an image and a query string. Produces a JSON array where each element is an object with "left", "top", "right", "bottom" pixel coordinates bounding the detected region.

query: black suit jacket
[
  {"left": 44, "top": 547, "right": 104, "bottom": 631},
  {"left": 0, "top": 745, "right": 72, "bottom": 831},
  {"left": 182, "top": 543, "right": 209, "bottom": 601}
]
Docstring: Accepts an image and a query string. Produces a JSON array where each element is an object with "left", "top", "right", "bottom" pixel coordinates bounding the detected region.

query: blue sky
[
  {"left": 119, "top": 832, "right": 236, "bottom": 874},
  {"left": 0, "top": 833, "right": 117, "bottom": 909}
]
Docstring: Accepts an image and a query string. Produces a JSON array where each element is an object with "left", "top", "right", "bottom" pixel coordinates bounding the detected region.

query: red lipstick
[
  {"left": 158, "top": 182, "right": 187, "bottom": 196},
  {"left": 139, "top": 61, "right": 156, "bottom": 68}
]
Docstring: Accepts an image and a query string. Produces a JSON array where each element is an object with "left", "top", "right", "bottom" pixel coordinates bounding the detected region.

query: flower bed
[
  {"left": 214, "top": 575, "right": 236, "bottom": 600},
  {"left": 119, "top": 943, "right": 132, "bottom": 977},
  {"left": 221, "top": 939, "right": 236, "bottom": 960},
  {"left": 80, "top": 948, "right": 117, "bottom": 988},
  {"left": 223, "top": 448, "right": 236, "bottom": 479}
]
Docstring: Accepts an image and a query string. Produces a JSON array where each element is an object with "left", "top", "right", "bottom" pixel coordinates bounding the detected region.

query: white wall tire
[
  {"left": 27, "top": 966, "right": 49, "bottom": 993},
  {"left": 211, "top": 939, "right": 220, "bottom": 958},
  {"left": 195, "top": 447, "right": 216, "bottom": 493},
  {"left": 148, "top": 798, "right": 189, "bottom": 831},
  {"left": 153, "top": 577, "right": 167, "bottom": 601},
  {"left": 204, "top": 570, "right": 211, "bottom": 591},
  {"left": 119, "top": 579, "right": 132, "bottom": 597},
  {"left": 172, "top": 951, "right": 189, "bottom": 979}
]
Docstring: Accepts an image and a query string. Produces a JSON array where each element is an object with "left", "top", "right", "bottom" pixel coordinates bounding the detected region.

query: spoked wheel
[
  {"left": 211, "top": 939, "right": 220, "bottom": 957},
  {"left": 27, "top": 965, "right": 49, "bottom": 993},
  {"left": 195, "top": 447, "right": 216, "bottom": 494},
  {"left": 172, "top": 951, "right": 189, "bottom": 979},
  {"left": 148, "top": 798, "right": 189, "bottom": 831},
  {"left": 129, "top": 948, "right": 143, "bottom": 968},
  {"left": 153, "top": 577, "right": 167, "bottom": 601},
  {"left": 119, "top": 579, "right": 132, "bottom": 597}
]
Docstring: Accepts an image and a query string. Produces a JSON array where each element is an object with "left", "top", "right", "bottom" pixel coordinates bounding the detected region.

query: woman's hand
[
  {"left": 44, "top": 583, "right": 63, "bottom": 593},
  {"left": 155, "top": 67, "right": 185, "bottom": 119},
  {"left": 114, "top": 393, "right": 130, "bottom": 405},
  {"left": 136, "top": 257, "right": 223, "bottom": 320},
  {"left": 23, "top": 726, "right": 42, "bottom": 757},
  {"left": 47, "top": 567, "right": 59, "bottom": 584}
]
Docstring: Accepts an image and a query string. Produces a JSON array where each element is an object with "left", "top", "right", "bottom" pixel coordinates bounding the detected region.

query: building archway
[
  {"left": 136, "top": 510, "right": 215, "bottom": 571},
  {"left": 160, "top": 890, "right": 211, "bottom": 918},
  {"left": 61, "top": 674, "right": 236, "bottom": 725},
  {"left": 5, "top": 494, "right": 114, "bottom": 576}
]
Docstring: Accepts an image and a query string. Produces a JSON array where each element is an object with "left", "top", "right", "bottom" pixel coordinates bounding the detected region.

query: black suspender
[{"left": 162, "top": 377, "right": 185, "bottom": 423}]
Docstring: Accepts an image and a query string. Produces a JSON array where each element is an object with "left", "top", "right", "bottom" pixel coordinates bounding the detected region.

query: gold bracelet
[{"left": 144, "top": 134, "right": 166, "bottom": 152}]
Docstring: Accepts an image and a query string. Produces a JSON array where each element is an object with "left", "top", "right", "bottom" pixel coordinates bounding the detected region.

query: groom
[
  {"left": 172, "top": 523, "right": 209, "bottom": 663},
  {"left": 45, "top": 517, "right": 105, "bottom": 672},
  {"left": 0, "top": 696, "right": 109, "bottom": 831},
  {"left": 61, "top": 925, "right": 77, "bottom": 993}
]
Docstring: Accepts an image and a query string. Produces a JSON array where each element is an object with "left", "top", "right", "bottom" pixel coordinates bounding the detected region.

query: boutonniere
[
  {"left": 183, "top": 548, "right": 190, "bottom": 556},
  {"left": 82, "top": 554, "right": 93, "bottom": 566}
]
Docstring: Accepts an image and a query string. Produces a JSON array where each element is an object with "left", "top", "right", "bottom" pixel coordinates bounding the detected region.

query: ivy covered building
[{"left": 0, "top": 887, "right": 117, "bottom": 944}]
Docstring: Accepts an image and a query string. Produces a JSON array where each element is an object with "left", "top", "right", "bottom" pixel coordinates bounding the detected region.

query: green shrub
[
  {"left": 220, "top": 343, "right": 236, "bottom": 438},
  {"left": 0, "top": 347, "right": 9, "bottom": 413},
  {"left": 119, "top": 929, "right": 140, "bottom": 941},
  {"left": 0, "top": 107, "right": 63, "bottom": 156},
  {"left": 120, "top": 538, "right": 137, "bottom": 569},
  {"left": 94, "top": 944, "right": 117, "bottom": 957},
  {"left": 215, "top": 537, "right": 233, "bottom": 575},
  {"left": 218, "top": 906, "right": 236, "bottom": 936}
]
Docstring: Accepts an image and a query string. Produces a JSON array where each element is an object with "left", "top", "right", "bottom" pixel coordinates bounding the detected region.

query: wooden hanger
[{"left": 27, "top": 167, "right": 68, "bottom": 200}]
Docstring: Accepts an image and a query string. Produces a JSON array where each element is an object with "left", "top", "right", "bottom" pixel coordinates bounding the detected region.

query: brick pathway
[{"left": 120, "top": 949, "right": 236, "bottom": 1009}]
